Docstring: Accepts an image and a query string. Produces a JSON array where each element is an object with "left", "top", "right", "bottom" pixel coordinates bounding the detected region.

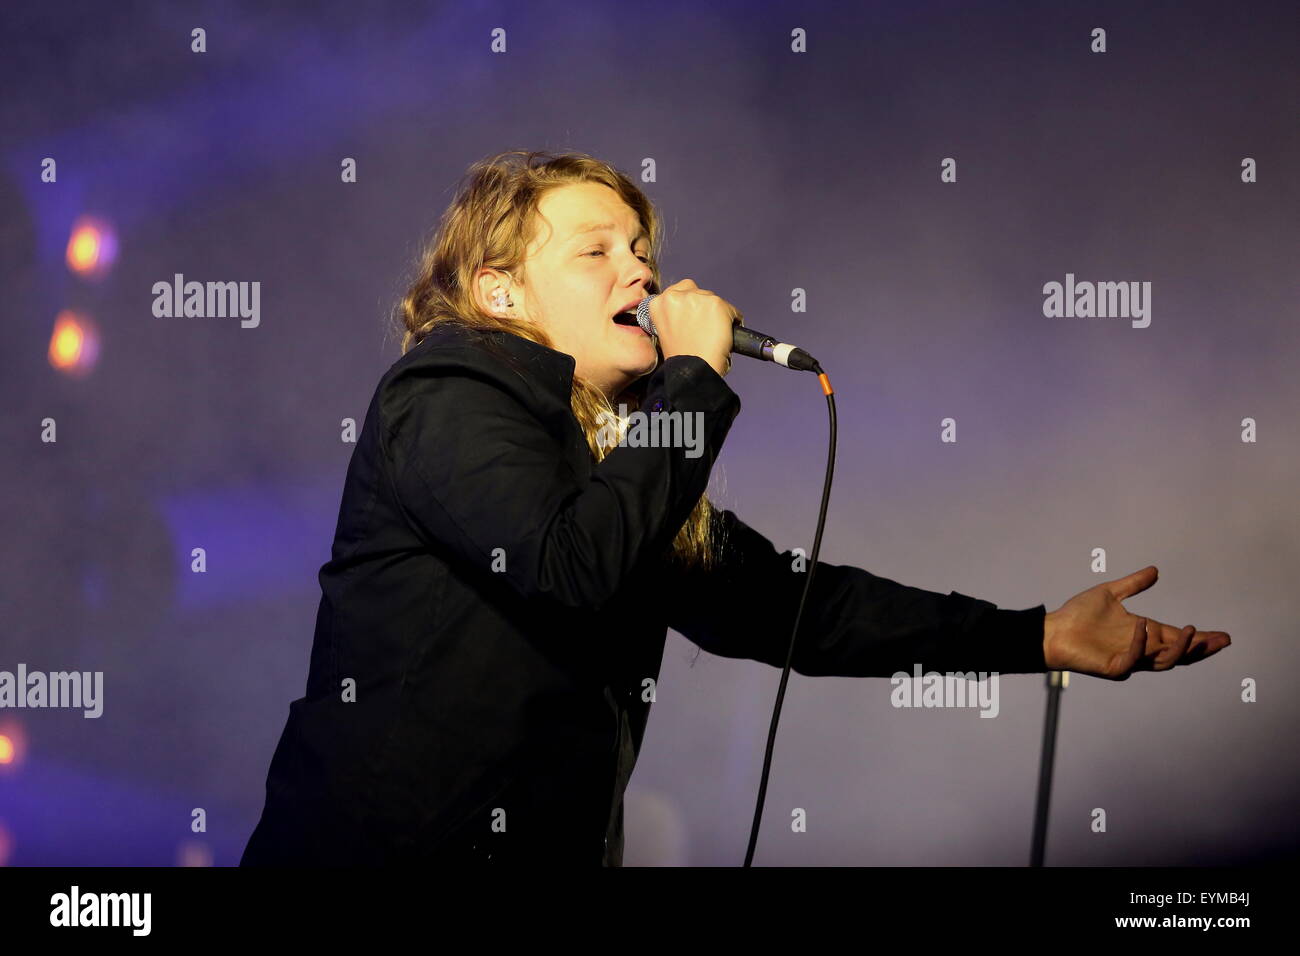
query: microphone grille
[{"left": 635, "top": 294, "right": 658, "bottom": 335}]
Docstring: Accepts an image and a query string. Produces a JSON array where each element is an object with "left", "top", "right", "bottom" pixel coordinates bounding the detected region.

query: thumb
[{"left": 1105, "top": 565, "right": 1158, "bottom": 602}]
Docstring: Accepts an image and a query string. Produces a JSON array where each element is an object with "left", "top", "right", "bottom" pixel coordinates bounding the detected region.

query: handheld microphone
[{"left": 634, "top": 294, "right": 821, "bottom": 372}]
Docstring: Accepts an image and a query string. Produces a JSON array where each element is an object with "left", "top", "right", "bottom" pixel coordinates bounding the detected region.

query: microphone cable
[{"left": 742, "top": 364, "right": 837, "bottom": 867}]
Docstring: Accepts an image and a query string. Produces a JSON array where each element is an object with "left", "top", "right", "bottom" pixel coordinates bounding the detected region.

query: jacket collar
[
  {"left": 417, "top": 320, "right": 652, "bottom": 408},
  {"left": 420, "top": 321, "right": 577, "bottom": 401}
]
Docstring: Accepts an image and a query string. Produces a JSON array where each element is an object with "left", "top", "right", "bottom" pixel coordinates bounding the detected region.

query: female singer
[{"left": 241, "top": 149, "right": 1230, "bottom": 867}]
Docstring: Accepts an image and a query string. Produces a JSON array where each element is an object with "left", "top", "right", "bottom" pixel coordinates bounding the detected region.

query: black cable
[{"left": 743, "top": 364, "right": 836, "bottom": 867}]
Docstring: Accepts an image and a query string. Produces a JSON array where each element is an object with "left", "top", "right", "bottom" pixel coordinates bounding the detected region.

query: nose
[{"left": 626, "top": 256, "right": 653, "bottom": 289}]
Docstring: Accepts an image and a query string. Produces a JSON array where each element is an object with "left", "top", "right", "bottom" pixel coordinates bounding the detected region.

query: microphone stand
[{"left": 1029, "top": 670, "right": 1068, "bottom": 866}]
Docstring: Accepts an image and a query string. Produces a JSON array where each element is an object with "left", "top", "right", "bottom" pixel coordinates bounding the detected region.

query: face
[{"left": 477, "top": 182, "right": 658, "bottom": 400}]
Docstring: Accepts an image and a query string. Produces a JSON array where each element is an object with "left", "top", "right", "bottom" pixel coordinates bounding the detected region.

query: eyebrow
[{"left": 570, "top": 221, "right": 650, "bottom": 244}]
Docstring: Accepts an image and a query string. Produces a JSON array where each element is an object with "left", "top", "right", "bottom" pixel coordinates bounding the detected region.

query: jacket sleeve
[
  {"left": 379, "top": 347, "right": 741, "bottom": 612},
  {"left": 659, "top": 508, "right": 1047, "bottom": 676}
]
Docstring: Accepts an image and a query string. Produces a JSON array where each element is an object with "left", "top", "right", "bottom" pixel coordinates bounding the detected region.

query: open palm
[{"left": 1043, "top": 566, "right": 1232, "bottom": 680}]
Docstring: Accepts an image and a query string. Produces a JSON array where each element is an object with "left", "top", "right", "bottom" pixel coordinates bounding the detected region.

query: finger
[
  {"left": 1176, "top": 633, "right": 1211, "bottom": 665},
  {"left": 1153, "top": 623, "right": 1194, "bottom": 671},
  {"left": 1178, "top": 630, "right": 1232, "bottom": 665},
  {"left": 1104, "top": 565, "right": 1159, "bottom": 602},
  {"left": 1203, "top": 631, "right": 1232, "bottom": 658}
]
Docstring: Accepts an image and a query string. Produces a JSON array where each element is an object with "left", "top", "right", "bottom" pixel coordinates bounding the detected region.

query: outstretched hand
[{"left": 1043, "top": 566, "right": 1231, "bottom": 680}]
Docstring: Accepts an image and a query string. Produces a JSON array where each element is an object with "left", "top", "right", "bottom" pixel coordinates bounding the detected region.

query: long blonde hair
[{"left": 392, "top": 149, "right": 722, "bottom": 571}]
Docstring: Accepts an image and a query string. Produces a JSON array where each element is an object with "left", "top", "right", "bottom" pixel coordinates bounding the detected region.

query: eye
[{"left": 583, "top": 248, "right": 652, "bottom": 264}]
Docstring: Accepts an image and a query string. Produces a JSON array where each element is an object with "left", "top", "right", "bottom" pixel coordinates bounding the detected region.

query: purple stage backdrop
[{"left": 0, "top": 0, "right": 1296, "bottom": 867}]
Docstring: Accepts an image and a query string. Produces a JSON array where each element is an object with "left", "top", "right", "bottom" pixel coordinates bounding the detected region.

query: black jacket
[{"left": 241, "top": 321, "right": 1047, "bottom": 867}]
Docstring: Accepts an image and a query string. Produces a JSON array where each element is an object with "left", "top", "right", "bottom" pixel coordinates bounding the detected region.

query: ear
[{"left": 470, "top": 268, "right": 506, "bottom": 312}]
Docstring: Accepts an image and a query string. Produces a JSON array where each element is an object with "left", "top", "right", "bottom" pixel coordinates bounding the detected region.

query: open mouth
[{"left": 612, "top": 310, "right": 643, "bottom": 329}]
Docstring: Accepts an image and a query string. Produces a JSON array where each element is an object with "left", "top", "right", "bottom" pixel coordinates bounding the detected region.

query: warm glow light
[
  {"left": 69, "top": 229, "right": 98, "bottom": 270},
  {"left": 47, "top": 310, "right": 101, "bottom": 376},
  {"left": 52, "top": 322, "right": 83, "bottom": 364},
  {"left": 0, "top": 720, "right": 23, "bottom": 770},
  {"left": 65, "top": 216, "right": 118, "bottom": 278}
]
